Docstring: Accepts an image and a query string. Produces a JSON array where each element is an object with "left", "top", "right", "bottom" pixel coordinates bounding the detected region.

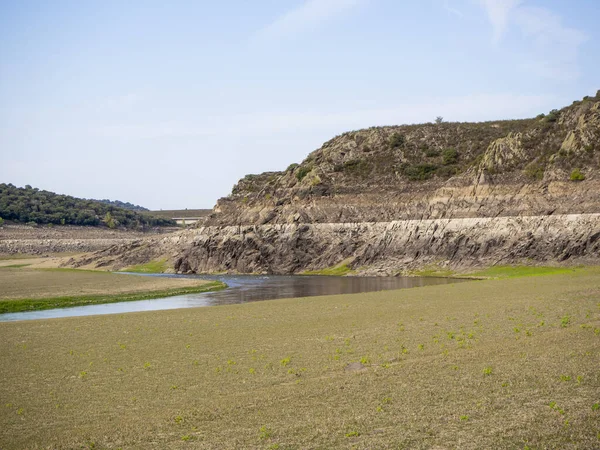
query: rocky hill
[
  {"left": 70, "top": 92, "right": 600, "bottom": 275},
  {"left": 209, "top": 92, "right": 600, "bottom": 225}
]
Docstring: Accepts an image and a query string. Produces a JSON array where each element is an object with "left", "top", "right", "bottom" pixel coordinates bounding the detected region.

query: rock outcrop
[{"left": 72, "top": 214, "right": 600, "bottom": 275}]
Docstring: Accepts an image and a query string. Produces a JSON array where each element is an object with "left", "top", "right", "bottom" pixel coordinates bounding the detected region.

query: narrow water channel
[{"left": 0, "top": 273, "right": 467, "bottom": 322}]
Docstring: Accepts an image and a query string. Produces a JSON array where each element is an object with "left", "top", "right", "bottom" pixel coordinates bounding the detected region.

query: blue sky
[{"left": 1, "top": 0, "right": 598, "bottom": 209}]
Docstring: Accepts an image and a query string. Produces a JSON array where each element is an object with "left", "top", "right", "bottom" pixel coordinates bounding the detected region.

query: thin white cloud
[
  {"left": 477, "top": 0, "right": 522, "bottom": 43},
  {"left": 253, "top": 0, "right": 365, "bottom": 43},
  {"left": 513, "top": 6, "right": 587, "bottom": 80},
  {"left": 443, "top": 0, "right": 464, "bottom": 18},
  {"left": 476, "top": 0, "right": 587, "bottom": 80}
]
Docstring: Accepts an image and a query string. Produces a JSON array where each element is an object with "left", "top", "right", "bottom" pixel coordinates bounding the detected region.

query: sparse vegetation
[{"left": 1, "top": 267, "right": 599, "bottom": 448}]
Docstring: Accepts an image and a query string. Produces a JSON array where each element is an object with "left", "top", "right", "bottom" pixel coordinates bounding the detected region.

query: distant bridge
[{"left": 172, "top": 217, "right": 204, "bottom": 226}]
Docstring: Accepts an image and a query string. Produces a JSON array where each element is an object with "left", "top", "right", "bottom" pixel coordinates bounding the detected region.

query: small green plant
[
  {"left": 560, "top": 375, "right": 571, "bottom": 382},
  {"left": 181, "top": 435, "right": 194, "bottom": 441},
  {"left": 249, "top": 368, "right": 256, "bottom": 374},
  {"left": 592, "top": 403, "right": 600, "bottom": 411},
  {"left": 259, "top": 425, "right": 273, "bottom": 440},
  {"left": 0, "top": 217, "right": 4, "bottom": 226},
  {"left": 561, "top": 315, "right": 571, "bottom": 328},
  {"left": 280, "top": 356, "right": 291, "bottom": 367},
  {"left": 359, "top": 356, "right": 371, "bottom": 365},
  {"left": 483, "top": 367, "right": 493, "bottom": 376},
  {"left": 143, "top": 362, "right": 151, "bottom": 369},
  {"left": 570, "top": 168, "right": 585, "bottom": 181},
  {"left": 460, "top": 415, "right": 469, "bottom": 421},
  {"left": 174, "top": 415, "right": 183, "bottom": 424},
  {"left": 345, "top": 430, "right": 360, "bottom": 437}
]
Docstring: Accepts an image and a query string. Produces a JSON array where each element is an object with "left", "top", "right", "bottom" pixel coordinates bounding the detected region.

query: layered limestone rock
[{"left": 73, "top": 214, "right": 600, "bottom": 275}]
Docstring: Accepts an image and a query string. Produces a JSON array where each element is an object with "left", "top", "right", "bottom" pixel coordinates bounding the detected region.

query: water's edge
[{"left": 0, "top": 274, "right": 467, "bottom": 322}]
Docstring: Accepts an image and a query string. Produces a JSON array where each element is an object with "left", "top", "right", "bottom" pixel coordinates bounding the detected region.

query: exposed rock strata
[{"left": 73, "top": 214, "right": 600, "bottom": 275}]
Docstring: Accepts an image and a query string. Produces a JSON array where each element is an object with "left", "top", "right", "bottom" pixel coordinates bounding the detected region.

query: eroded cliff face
[
  {"left": 70, "top": 93, "right": 600, "bottom": 274},
  {"left": 72, "top": 214, "right": 600, "bottom": 275}
]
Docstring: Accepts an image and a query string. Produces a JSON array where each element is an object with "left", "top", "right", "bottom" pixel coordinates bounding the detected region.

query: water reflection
[{"left": 0, "top": 274, "right": 466, "bottom": 322}]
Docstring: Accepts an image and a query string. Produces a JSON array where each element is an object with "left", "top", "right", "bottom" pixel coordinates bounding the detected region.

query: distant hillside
[
  {"left": 0, "top": 184, "right": 175, "bottom": 229},
  {"left": 93, "top": 199, "right": 149, "bottom": 212}
]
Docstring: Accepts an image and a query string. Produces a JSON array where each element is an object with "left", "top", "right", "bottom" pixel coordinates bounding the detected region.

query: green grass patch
[
  {"left": 0, "top": 281, "right": 226, "bottom": 314},
  {"left": 302, "top": 262, "right": 354, "bottom": 276},
  {"left": 467, "top": 265, "right": 577, "bottom": 279},
  {"left": 121, "top": 259, "right": 169, "bottom": 274},
  {"left": 0, "top": 264, "right": 32, "bottom": 269}
]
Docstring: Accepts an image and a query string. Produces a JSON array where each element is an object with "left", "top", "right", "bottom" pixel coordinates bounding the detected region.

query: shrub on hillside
[
  {"left": 545, "top": 109, "right": 560, "bottom": 123},
  {"left": 389, "top": 133, "right": 405, "bottom": 149},
  {"left": 404, "top": 164, "right": 438, "bottom": 181},
  {"left": 442, "top": 148, "right": 459, "bottom": 165},
  {"left": 296, "top": 166, "right": 311, "bottom": 182}
]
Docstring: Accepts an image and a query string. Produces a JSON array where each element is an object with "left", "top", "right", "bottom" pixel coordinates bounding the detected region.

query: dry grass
[{"left": 0, "top": 269, "right": 599, "bottom": 449}]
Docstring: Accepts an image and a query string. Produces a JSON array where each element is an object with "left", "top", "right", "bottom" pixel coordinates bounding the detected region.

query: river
[{"left": 0, "top": 273, "right": 467, "bottom": 322}]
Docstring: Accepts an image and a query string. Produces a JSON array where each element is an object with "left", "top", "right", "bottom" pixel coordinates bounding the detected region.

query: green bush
[
  {"left": 442, "top": 148, "right": 459, "bottom": 165},
  {"left": 296, "top": 166, "right": 311, "bottom": 182},
  {"left": 404, "top": 164, "right": 438, "bottom": 181},
  {"left": 570, "top": 168, "right": 585, "bottom": 181},
  {"left": 389, "top": 133, "right": 405, "bottom": 149},
  {"left": 286, "top": 163, "right": 299, "bottom": 172},
  {"left": 545, "top": 109, "right": 560, "bottom": 123},
  {"left": 0, "top": 217, "right": 4, "bottom": 226}
]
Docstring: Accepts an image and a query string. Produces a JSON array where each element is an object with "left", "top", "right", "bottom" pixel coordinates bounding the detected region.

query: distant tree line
[
  {"left": 0, "top": 183, "right": 175, "bottom": 229},
  {"left": 92, "top": 199, "right": 149, "bottom": 212}
]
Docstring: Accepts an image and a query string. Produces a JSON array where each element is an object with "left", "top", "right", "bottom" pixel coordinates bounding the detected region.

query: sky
[{"left": 0, "top": 0, "right": 598, "bottom": 210}]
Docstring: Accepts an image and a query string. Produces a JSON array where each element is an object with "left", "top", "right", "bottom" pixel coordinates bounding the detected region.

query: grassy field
[
  {"left": 0, "top": 268, "right": 599, "bottom": 448},
  {"left": 0, "top": 267, "right": 224, "bottom": 313}
]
